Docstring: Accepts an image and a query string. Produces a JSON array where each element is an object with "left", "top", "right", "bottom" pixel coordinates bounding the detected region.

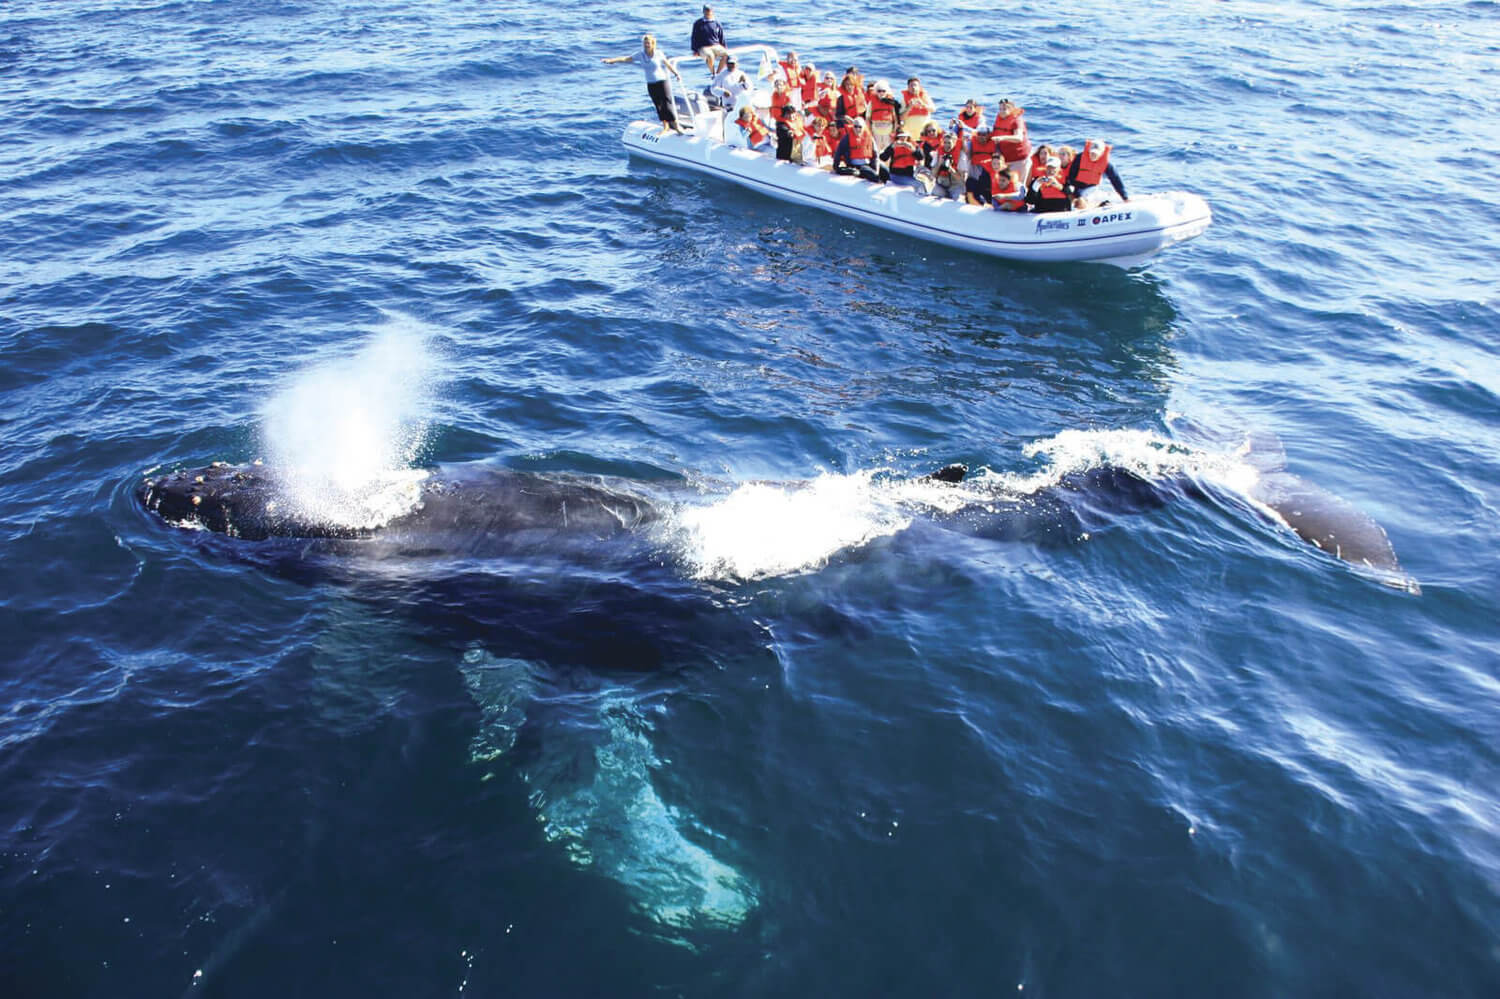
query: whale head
[{"left": 136, "top": 462, "right": 371, "bottom": 541}]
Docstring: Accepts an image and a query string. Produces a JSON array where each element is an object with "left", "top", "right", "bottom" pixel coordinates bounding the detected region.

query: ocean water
[{"left": 2, "top": 1, "right": 1498, "bottom": 996}]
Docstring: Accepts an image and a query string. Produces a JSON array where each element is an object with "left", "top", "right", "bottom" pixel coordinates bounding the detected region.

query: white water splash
[
  {"left": 257, "top": 318, "right": 436, "bottom": 529},
  {"left": 669, "top": 429, "right": 1275, "bottom": 582},
  {"left": 671, "top": 471, "right": 915, "bottom": 581},
  {"left": 998, "top": 427, "right": 1263, "bottom": 497}
]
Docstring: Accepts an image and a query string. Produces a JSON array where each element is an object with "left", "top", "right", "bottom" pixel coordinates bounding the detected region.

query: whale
[
  {"left": 135, "top": 448, "right": 1414, "bottom": 591},
  {"left": 136, "top": 441, "right": 1413, "bottom": 984}
]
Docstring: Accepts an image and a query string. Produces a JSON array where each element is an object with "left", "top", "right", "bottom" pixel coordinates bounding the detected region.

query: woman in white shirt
[{"left": 603, "top": 34, "right": 685, "bottom": 135}]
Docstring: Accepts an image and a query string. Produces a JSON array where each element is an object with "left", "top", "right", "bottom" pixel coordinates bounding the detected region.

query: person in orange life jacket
[
  {"left": 1028, "top": 156, "right": 1071, "bottom": 212},
  {"left": 603, "top": 34, "right": 685, "bottom": 136},
  {"left": 989, "top": 157, "right": 1027, "bottom": 212},
  {"left": 832, "top": 116, "right": 884, "bottom": 183},
  {"left": 779, "top": 51, "right": 802, "bottom": 88},
  {"left": 799, "top": 65, "right": 819, "bottom": 106},
  {"left": 880, "top": 130, "right": 923, "bottom": 190},
  {"left": 815, "top": 85, "right": 838, "bottom": 127},
  {"left": 966, "top": 149, "right": 1009, "bottom": 205},
  {"left": 1056, "top": 144, "right": 1076, "bottom": 173},
  {"left": 867, "top": 79, "right": 904, "bottom": 154},
  {"left": 965, "top": 124, "right": 997, "bottom": 185},
  {"left": 733, "top": 106, "right": 773, "bottom": 152},
  {"left": 807, "top": 115, "right": 836, "bottom": 168},
  {"left": 1066, "top": 138, "right": 1127, "bottom": 206},
  {"left": 927, "top": 131, "right": 966, "bottom": 200},
  {"left": 775, "top": 107, "right": 808, "bottom": 163},
  {"left": 902, "top": 78, "right": 934, "bottom": 119},
  {"left": 835, "top": 72, "right": 867, "bottom": 128},
  {"left": 991, "top": 98, "right": 1032, "bottom": 184},
  {"left": 770, "top": 78, "right": 795, "bottom": 123},
  {"left": 952, "top": 98, "right": 983, "bottom": 138},
  {"left": 1029, "top": 144, "right": 1054, "bottom": 178},
  {"left": 917, "top": 122, "right": 945, "bottom": 169}
]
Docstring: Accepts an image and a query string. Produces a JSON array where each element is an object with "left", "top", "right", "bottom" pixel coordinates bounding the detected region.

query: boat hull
[{"left": 622, "top": 122, "right": 1211, "bottom": 267}]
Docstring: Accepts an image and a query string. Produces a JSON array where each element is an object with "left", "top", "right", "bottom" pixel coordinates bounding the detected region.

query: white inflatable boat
[{"left": 619, "top": 49, "right": 1211, "bottom": 268}]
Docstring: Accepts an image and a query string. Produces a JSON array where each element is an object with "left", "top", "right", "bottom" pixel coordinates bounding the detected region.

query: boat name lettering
[
  {"left": 1090, "top": 212, "right": 1134, "bottom": 225},
  {"left": 640, "top": 130, "right": 662, "bottom": 143},
  {"left": 1034, "top": 218, "right": 1072, "bottom": 234}
]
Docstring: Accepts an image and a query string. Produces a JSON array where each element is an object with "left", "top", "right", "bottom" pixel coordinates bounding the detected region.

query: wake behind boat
[{"left": 619, "top": 46, "right": 1211, "bottom": 268}]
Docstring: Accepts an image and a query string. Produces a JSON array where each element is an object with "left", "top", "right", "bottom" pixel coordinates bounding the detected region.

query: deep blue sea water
[{"left": 3, "top": 1, "right": 1499, "bottom": 995}]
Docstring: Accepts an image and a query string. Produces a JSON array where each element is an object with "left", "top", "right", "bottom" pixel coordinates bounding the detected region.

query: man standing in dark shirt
[{"left": 691, "top": 6, "right": 728, "bottom": 76}]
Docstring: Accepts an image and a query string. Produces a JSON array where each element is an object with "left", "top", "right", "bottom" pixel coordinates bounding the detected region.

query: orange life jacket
[
  {"left": 903, "top": 90, "right": 934, "bottom": 116},
  {"left": 742, "top": 116, "right": 770, "bottom": 146},
  {"left": 771, "top": 90, "right": 793, "bottom": 123},
  {"left": 889, "top": 139, "right": 918, "bottom": 170},
  {"left": 780, "top": 60, "right": 800, "bottom": 85},
  {"left": 816, "top": 93, "right": 836, "bottom": 122},
  {"left": 812, "top": 130, "right": 835, "bottom": 159},
  {"left": 800, "top": 70, "right": 818, "bottom": 105},
  {"left": 869, "top": 97, "right": 897, "bottom": 123},
  {"left": 992, "top": 110, "right": 1031, "bottom": 161},
  {"left": 957, "top": 107, "right": 982, "bottom": 131},
  {"left": 847, "top": 129, "right": 874, "bottom": 161},
  {"left": 1072, "top": 145, "right": 1111, "bottom": 186},
  {"left": 1033, "top": 173, "right": 1067, "bottom": 200},
  {"left": 839, "top": 85, "right": 866, "bottom": 119},
  {"left": 990, "top": 169, "right": 1025, "bottom": 210},
  {"left": 969, "top": 133, "right": 996, "bottom": 161}
]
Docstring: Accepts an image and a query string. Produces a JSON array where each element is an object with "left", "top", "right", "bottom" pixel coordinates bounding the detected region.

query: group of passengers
[
  {"left": 727, "top": 57, "right": 1126, "bottom": 213},
  {"left": 608, "top": 9, "right": 1129, "bottom": 213}
]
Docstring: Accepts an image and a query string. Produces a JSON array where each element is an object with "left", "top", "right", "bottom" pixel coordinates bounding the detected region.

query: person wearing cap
[
  {"left": 881, "top": 129, "right": 923, "bottom": 190},
  {"left": 832, "top": 116, "right": 883, "bottom": 183},
  {"left": 1028, "top": 155, "right": 1071, "bottom": 213},
  {"left": 603, "top": 34, "right": 686, "bottom": 136},
  {"left": 992, "top": 99, "right": 1033, "bottom": 184},
  {"left": 965, "top": 124, "right": 997, "bottom": 191},
  {"left": 690, "top": 6, "right": 729, "bottom": 76},
  {"left": 1065, "top": 139, "right": 1128, "bottom": 207},
  {"left": 708, "top": 54, "right": 752, "bottom": 110}
]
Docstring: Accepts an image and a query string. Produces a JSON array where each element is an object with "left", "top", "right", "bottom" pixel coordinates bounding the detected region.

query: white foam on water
[
  {"left": 666, "top": 430, "right": 1276, "bottom": 582},
  {"left": 999, "top": 427, "right": 1263, "bottom": 498},
  {"left": 257, "top": 318, "right": 437, "bottom": 529},
  {"left": 669, "top": 471, "right": 915, "bottom": 581}
]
